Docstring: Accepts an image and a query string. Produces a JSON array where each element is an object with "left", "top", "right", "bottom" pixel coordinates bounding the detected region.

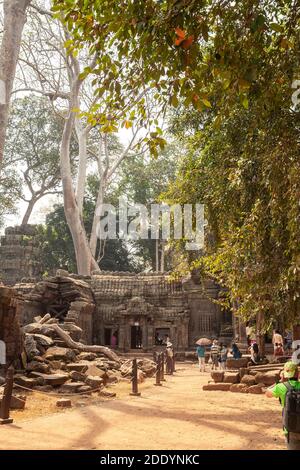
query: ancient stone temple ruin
[
  {"left": 7, "top": 272, "right": 233, "bottom": 352},
  {"left": 0, "top": 225, "right": 43, "bottom": 285}
]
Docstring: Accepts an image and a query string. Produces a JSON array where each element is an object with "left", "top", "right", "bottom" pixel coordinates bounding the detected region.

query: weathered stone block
[
  {"left": 248, "top": 384, "right": 265, "bottom": 394},
  {"left": 26, "top": 361, "right": 50, "bottom": 374},
  {"left": 60, "top": 382, "right": 86, "bottom": 393},
  {"left": 44, "top": 347, "right": 76, "bottom": 363},
  {"left": 69, "top": 370, "right": 86, "bottom": 382},
  {"left": 14, "top": 375, "right": 39, "bottom": 389},
  {"left": 254, "top": 371, "right": 280, "bottom": 386},
  {"left": 85, "top": 376, "right": 104, "bottom": 388},
  {"left": 211, "top": 371, "right": 224, "bottom": 383},
  {"left": 223, "top": 372, "right": 240, "bottom": 384},
  {"left": 30, "top": 372, "right": 69, "bottom": 386},
  {"left": 85, "top": 364, "right": 106, "bottom": 379},
  {"left": 56, "top": 399, "right": 72, "bottom": 408},
  {"left": 226, "top": 358, "right": 249, "bottom": 369},
  {"left": 77, "top": 352, "right": 98, "bottom": 361},
  {"left": 241, "top": 374, "right": 257, "bottom": 386},
  {"left": 230, "top": 383, "right": 249, "bottom": 393},
  {"left": 65, "top": 363, "right": 88, "bottom": 373},
  {"left": 76, "top": 385, "right": 93, "bottom": 394},
  {"left": 202, "top": 383, "right": 231, "bottom": 391}
]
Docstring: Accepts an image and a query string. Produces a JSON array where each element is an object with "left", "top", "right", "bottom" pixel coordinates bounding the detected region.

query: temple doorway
[
  {"left": 155, "top": 328, "right": 170, "bottom": 345},
  {"left": 131, "top": 325, "right": 142, "bottom": 349},
  {"left": 104, "top": 328, "right": 112, "bottom": 346}
]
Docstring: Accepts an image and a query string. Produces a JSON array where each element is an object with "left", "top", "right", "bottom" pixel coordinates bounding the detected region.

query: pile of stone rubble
[
  {"left": 0, "top": 314, "right": 156, "bottom": 410},
  {"left": 203, "top": 362, "right": 292, "bottom": 394}
]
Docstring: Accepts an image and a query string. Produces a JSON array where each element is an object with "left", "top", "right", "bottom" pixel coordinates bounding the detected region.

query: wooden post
[
  {"left": 0, "top": 365, "right": 14, "bottom": 424},
  {"left": 154, "top": 353, "right": 162, "bottom": 386},
  {"left": 130, "top": 358, "right": 141, "bottom": 396},
  {"left": 160, "top": 352, "right": 166, "bottom": 381}
]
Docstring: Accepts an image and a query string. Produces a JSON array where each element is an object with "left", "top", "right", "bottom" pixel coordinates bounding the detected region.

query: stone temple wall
[
  {"left": 13, "top": 274, "right": 95, "bottom": 344},
  {"left": 91, "top": 271, "right": 229, "bottom": 351},
  {"left": 0, "top": 225, "right": 43, "bottom": 285},
  {"left": 0, "top": 268, "right": 232, "bottom": 353}
]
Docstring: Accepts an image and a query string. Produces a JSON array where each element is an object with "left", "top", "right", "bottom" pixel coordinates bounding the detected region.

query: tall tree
[
  {"left": 0, "top": 0, "right": 31, "bottom": 165},
  {"left": 4, "top": 96, "right": 77, "bottom": 224}
]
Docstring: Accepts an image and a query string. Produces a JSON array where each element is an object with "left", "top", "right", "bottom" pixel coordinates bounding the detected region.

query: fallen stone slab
[
  {"left": 77, "top": 352, "right": 98, "bottom": 361},
  {"left": 30, "top": 372, "right": 69, "bottom": 386},
  {"left": 69, "top": 370, "right": 87, "bottom": 382},
  {"left": 44, "top": 347, "right": 76, "bottom": 363},
  {"left": 226, "top": 358, "right": 249, "bottom": 369},
  {"left": 223, "top": 372, "right": 239, "bottom": 384},
  {"left": 56, "top": 399, "right": 72, "bottom": 408},
  {"left": 77, "top": 385, "right": 93, "bottom": 394},
  {"left": 85, "top": 364, "right": 107, "bottom": 379},
  {"left": 230, "top": 383, "right": 249, "bottom": 393},
  {"left": 211, "top": 371, "right": 224, "bottom": 383},
  {"left": 202, "top": 383, "right": 231, "bottom": 391},
  {"left": 31, "top": 333, "right": 54, "bottom": 348},
  {"left": 248, "top": 384, "right": 265, "bottom": 394},
  {"left": 59, "top": 382, "right": 86, "bottom": 393},
  {"left": 65, "top": 363, "right": 88, "bottom": 373},
  {"left": 14, "top": 375, "right": 39, "bottom": 389},
  {"left": 239, "top": 368, "right": 249, "bottom": 379},
  {"left": 26, "top": 361, "right": 51, "bottom": 374},
  {"left": 254, "top": 371, "right": 281, "bottom": 386},
  {"left": 0, "top": 394, "right": 26, "bottom": 410},
  {"left": 48, "top": 360, "right": 64, "bottom": 371},
  {"left": 241, "top": 374, "right": 257, "bottom": 386},
  {"left": 85, "top": 376, "right": 104, "bottom": 388}
]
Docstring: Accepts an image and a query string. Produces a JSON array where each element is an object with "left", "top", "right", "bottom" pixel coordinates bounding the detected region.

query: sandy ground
[{"left": 0, "top": 363, "right": 286, "bottom": 450}]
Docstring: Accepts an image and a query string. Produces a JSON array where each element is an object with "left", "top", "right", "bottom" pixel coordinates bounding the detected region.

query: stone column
[
  {"left": 147, "top": 324, "right": 154, "bottom": 350},
  {"left": 142, "top": 320, "right": 147, "bottom": 350}
]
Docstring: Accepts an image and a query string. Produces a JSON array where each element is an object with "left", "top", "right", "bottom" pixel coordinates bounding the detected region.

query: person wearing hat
[
  {"left": 266, "top": 361, "right": 300, "bottom": 449},
  {"left": 165, "top": 341, "right": 174, "bottom": 375}
]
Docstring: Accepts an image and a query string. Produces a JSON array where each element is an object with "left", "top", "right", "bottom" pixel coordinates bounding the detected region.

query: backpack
[{"left": 283, "top": 382, "right": 300, "bottom": 433}]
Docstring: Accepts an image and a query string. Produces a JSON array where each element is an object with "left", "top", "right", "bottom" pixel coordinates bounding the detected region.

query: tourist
[
  {"left": 249, "top": 342, "right": 260, "bottom": 365},
  {"left": 284, "top": 330, "right": 293, "bottom": 355},
  {"left": 246, "top": 322, "right": 253, "bottom": 346},
  {"left": 210, "top": 339, "right": 220, "bottom": 370},
  {"left": 110, "top": 331, "right": 118, "bottom": 349},
  {"left": 231, "top": 343, "right": 242, "bottom": 359},
  {"left": 265, "top": 361, "right": 300, "bottom": 450},
  {"left": 273, "top": 329, "right": 284, "bottom": 357},
  {"left": 219, "top": 343, "right": 228, "bottom": 370},
  {"left": 246, "top": 322, "right": 256, "bottom": 345},
  {"left": 165, "top": 341, "right": 174, "bottom": 374},
  {"left": 196, "top": 344, "right": 206, "bottom": 372},
  {"left": 163, "top": 334, "right": 171, "bottom": 345},
  {"left": 155, "top": 332, "right": 162, "bottom": 346}
]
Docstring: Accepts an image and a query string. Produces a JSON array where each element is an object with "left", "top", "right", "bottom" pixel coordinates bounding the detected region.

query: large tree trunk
[
  {"left": 60, "top": 82, "right": 99, "bottom": 275},
  {"left": 51, "top": 324, "right": 120, "bottom": 362},
  {"left": 75, "top": 119, "right": 87, "bottom": 215},
  {"left": 89, "top": 179, "right": 105, "bottom": 258},
  {"left": 0, "top": 0, "right": 31, "bottom": 166},
  {"left": 21, "top": 196, "right": 37, "bottom": 225}
]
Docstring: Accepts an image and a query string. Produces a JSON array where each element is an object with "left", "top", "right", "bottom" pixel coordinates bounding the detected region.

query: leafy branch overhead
[{"left": 52, "top": 0, "right": 299, "bottom": 140}]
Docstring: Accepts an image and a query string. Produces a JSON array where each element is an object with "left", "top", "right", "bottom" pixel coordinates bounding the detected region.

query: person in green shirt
[{"left": 266, "top": 361, "right": 300, "bottom": 450}]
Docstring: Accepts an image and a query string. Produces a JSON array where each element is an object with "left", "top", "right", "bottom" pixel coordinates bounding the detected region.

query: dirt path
[{"left": 0, "top": 364, "right": 285, "bottom": 450}]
